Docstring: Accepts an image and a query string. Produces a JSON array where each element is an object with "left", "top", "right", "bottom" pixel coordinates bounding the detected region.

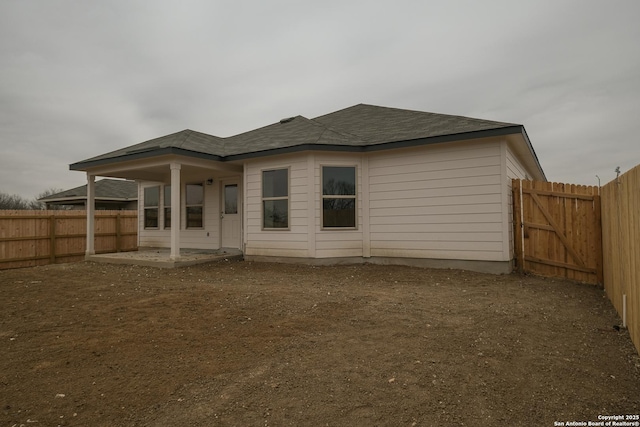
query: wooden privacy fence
[
  {"left": 601, "top": 165, "right": 640, "bottom": 356},
  {"left": 512, "top": 180, "right": 602, "bottom": 285},
  {"left": 0, "top": 210, "right": 137, "bottom": 270}
]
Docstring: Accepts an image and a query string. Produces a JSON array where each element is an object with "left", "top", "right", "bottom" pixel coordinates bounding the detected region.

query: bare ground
[{"left": 1, "top": 260, "right": 639, "bottom": 427}]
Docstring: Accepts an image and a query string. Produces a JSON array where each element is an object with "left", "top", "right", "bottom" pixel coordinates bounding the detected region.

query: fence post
[
  {"left": 594, "top": 194, "right": 604, "bottom": 284},
  {"left": 512, "top": 179, "right": 524, "bottom": 273},
  {"left": 49, "top": 214, "right": 56, "bottom": 264}
]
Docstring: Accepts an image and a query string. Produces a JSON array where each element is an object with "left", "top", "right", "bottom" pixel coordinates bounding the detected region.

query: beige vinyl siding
[
  {"left": 138, "top": 181, "right": 221, "bottom": 250},
  {"left": 243, "top": 136, "right": 539, "bottom": 264},
  {"left": 506, "top": 145, "right": 529, "bottom": 180},
  {"left": 244, "top": 154, "right": 310, "bottom": 257},
  {"left": 368, "top": 140, "right": 506, "bottom": 261}
]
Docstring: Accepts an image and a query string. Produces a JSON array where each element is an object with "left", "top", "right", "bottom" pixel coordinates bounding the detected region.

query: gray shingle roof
[
  {"left": 76, "top": 129, "right": 225, "bottom": 165},
  {"left": 70, "top": 104, "right": 526, "bottom": 169},
  {"left": 39, "top": 179, "right": 137, "bottom": 201},
  {"left": 222, "top": 115, "right": 369, "bottom": 156},
  {"left": 313, "top": 104, "right": 517, "bottom": 144}
]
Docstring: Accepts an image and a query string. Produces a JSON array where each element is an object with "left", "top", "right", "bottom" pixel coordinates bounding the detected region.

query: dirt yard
[{"left": 1, "top": 260, "right": 639, "bottom": 427}]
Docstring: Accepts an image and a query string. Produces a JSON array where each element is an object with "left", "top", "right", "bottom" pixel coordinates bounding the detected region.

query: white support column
[
  {"left": 170, "top": 163, "right": 181, "bottom": 260},
  {"left": 85, "top": 173, "right": 96, "bottom": 256}
]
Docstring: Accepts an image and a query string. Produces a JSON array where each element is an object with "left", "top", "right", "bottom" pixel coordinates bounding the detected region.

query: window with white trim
[
  {"left": 262, "top": 168, "right": 288, "bottom": 229},
  {"left": 143, "top": 186, "right": 160, "bottom": 228},
  {"left": 185, "top": 183, "right": 204, "bottom": 228},
  {"left": 322, "top": 166, "right": 356, "bottom": 228}
]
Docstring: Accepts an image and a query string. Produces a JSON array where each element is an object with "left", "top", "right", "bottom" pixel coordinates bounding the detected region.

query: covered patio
[{"left": 70, "top": 130, "right": 245, "bottom": 263}]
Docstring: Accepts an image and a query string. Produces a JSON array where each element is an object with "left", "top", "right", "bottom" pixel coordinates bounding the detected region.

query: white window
[
  {"left": 185, "top": 183, "right": 204, "bottom": 228},
  {"left": 322, "top": 166, "right": 356, "bottom": 228},
  {"left": 143, "top": 186, "right": 160, "bottom": 229},
  {"left": 262, "top": 169, "right": 288, "bottom": 229}
]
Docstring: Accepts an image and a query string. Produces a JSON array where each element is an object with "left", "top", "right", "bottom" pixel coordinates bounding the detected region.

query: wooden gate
[{"left": 512, "top": 180, "right": 603, "bottom": 285}]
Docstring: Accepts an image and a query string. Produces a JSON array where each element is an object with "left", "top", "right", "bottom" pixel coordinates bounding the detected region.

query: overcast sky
[{"left": 1, "top": 0, "right": 638, "bottom": 198}]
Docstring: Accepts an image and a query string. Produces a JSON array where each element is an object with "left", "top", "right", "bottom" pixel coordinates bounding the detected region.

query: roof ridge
[
  {"left": 312, "top": 103, "right": 364, "bottom": 120},
  {"left": 222, "top": 115, "right": 307, "bottom": 141},
  {"left": 315, "top": 103, "right": 518, "bottom": 127},
  {"left": 176, "top": 129, "right": 194, "bottom": 148},
  {"left": 185, "top": 128, "right": 223, "bottom": 138},
  {"left": 307, "top": 117, "right": 370, "bottom": 144}
]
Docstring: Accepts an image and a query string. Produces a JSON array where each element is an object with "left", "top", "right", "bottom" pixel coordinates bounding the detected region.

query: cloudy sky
[{"left": 1, "top": 0, "right": 638, "bottom": 198}]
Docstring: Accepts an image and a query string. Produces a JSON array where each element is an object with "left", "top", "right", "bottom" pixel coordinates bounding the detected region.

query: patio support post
[
  {"left": 85, "top": 173, "right": 96, "bottom": 256},
  {"left": 170, "top": 163, "right": 181, "bottom": 260}
]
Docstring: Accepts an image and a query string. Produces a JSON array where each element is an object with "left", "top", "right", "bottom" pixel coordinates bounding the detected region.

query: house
[
  {"left": 70, "top": 104, "right": 545, "bottom": 273},
  {"left": 38, "top": 179, "right": 138, "bottom": 210}
]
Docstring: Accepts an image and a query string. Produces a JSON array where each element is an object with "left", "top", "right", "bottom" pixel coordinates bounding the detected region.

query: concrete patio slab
[{"left": 86, "top": 248, "right": 243, "bottom": 268}]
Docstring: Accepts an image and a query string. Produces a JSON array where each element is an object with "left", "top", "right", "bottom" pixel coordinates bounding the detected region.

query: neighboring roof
[
  {"left": 39, "top": 179, "right": 137, "bottom": 203},
  {"left": 70, "top": 104, "right": 543, "bottom": 178}
]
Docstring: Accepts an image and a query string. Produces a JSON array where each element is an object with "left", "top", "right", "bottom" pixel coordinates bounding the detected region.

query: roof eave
[
  {"left": 40, "top": 196, "right": 136, "bottom": 202},
  {"left": 70, "top": 147, "right": 223, "bottom": 171},
  {"left": 361, "top": 126, "right": 524, "bottom": 152},
  {"left": 224, "top": 126, "right": 525, "bottom": 161},
  {"left": 225, "top": 143, "right": 365, "bottom": 161}
]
